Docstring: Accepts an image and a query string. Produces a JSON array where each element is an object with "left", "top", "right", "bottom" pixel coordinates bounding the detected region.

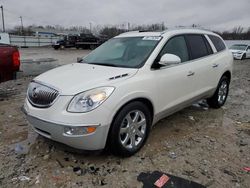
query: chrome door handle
[
  {"left": 212, "top": 63, "right": 219, "bottom": 68},
  {"left": 187, "top": 71, "right": 195, "bottom": 76}
]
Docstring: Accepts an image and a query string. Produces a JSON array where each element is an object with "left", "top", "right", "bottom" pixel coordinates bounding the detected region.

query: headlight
[{"left": 67, "top": 87, "right": 115, "bottom": 113}]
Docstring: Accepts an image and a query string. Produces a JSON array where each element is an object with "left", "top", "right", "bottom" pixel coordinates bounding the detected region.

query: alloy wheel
[
  {"left": 119, "top": 110, "right": 147, "bottom": 150},
  {"left": 218, "top": 80, "right": 228, "bottom": 104}
]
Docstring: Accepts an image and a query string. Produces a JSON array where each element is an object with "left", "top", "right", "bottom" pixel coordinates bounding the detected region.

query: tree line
[{"left": 6, "top": 24, "right": 250, "bottom": 40}]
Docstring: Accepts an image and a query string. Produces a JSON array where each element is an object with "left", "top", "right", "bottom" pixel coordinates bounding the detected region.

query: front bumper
[
  {"left": 22, "top": 100, "right": 111, "bottom": 150},
  {"left": 232, "top": 53, "right": 243, "bottom": 60}
]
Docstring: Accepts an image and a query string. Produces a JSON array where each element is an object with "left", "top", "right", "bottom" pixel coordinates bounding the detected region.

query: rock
[
  {"left": 239, "top": 140, "right": 248, "bottom": 146},
  {"left": 43, "top": 154, "right": 50, "bottom": 160},
  {"left": 73, "top": 166, "right": 81, "bottom": 173},
  {"left": 18, "top": 176, "right": 30, "bottom": 181},
  {"left": 168, "top": 152, "right": 177, "bottom": 159},
  {"left": 35, "top": 175, "right": 40, "bottom": 184},
  {"left": 64, "top": 157, "right": 69, "bottom": 161},
  {"left": 14, "top": 144, "right": 25, "bottom": 154},
  {"left": 210, "top": 138, "right": 216, "bottom": 143},
  {"left": 100, "top": 178, "right": 107, "bottom": 186},
  {"left": 188, "top": 116, "right": 195, "bottom": 121},
  {"left": 75, "top": 169, "right": 82, "bottom": 176},
  {"left": 88, "top": 164, "right": 99, "bottom": 174}
]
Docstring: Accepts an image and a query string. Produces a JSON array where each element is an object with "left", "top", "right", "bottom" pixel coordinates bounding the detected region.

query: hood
[
  {"left": 229, "top": 49, "right": 244, "bottom": 53},
  {"left": 34, "top": 63, "right": 138, "bottom": 95}
]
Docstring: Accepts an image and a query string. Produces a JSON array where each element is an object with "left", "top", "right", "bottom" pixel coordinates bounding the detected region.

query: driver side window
[{"left": 159, "top": 35, "right": 189, "bottom": 63}]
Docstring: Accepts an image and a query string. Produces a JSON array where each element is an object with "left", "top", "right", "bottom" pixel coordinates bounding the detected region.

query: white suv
[{"left": 23, "top": 29, "right": 233, "bottom": 156}]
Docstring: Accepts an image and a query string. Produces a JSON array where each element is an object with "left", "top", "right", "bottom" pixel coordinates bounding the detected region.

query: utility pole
[
  {"left": 19, "top": 16, "right": 24, "bottom": 35},
  {"left": 89, "top": 22, "right": 92, "bottom": 32},
  {"left": 0, "top": 5, "right": 5, "bottom": 32}
]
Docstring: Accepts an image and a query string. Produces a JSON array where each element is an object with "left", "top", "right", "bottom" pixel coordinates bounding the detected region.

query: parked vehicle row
[
  {"left": 0, "top": 43, "right": 20, "bottom": 83},
  {"left": 23, "top": 29, "right": 233, "bottom": 156}
]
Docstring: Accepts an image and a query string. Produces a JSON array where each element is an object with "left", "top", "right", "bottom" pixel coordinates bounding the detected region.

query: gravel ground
[{"left": 0, "top": 49, "right": 249, "bottom": 187}]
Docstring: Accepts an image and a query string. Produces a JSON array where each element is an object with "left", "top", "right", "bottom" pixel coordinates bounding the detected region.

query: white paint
[{"left": 24, "top": 29, "right": 233, "bottom": 152}]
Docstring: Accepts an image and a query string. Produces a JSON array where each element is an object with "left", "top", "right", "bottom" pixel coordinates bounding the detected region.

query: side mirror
[
  {"left": 159, "top": 53, "right": 181, "bottom": 66},
  {"left": 77, "top": 57, "right": 82, "bottom": 63}
]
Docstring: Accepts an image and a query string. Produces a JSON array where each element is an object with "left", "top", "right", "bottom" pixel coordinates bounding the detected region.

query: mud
[{"left": 0, "top": 56, "right": 250, "bottom": 188}]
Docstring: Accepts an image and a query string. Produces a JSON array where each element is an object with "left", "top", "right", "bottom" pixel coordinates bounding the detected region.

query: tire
[
  {"left": 241, "top": 53, "right": 246, "bottom": 60},
  {"left": 108, "top": 101, "right": 152, "bottom": 157},
  {"left": 60, "top": 45, "right": 65, "bottom": 49},
  {"left": 53, "top": 46, "right": 59, "bottom": 50},
  {"left": 207, "top": 76, "right": 229, "bottom": 109}
]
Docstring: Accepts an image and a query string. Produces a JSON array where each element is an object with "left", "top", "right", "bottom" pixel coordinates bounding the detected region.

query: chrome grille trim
[{"left": 27, "top": 81, "right": 59, "bottom": 108}]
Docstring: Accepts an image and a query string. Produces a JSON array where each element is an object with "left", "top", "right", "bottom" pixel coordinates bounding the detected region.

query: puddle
[
  {"left": 9, "top": 129, "right": 38, "bottom": 155},
  {"left": 21, "top": 58, "right": 60, "bottom": 76}
]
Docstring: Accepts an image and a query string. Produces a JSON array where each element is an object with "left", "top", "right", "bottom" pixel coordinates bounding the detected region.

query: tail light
[{"left": 12, "top": 50, "right": 20, "bottom": 71}]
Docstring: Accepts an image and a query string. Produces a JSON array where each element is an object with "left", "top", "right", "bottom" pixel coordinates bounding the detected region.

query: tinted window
[
  {"left": 159, "top": 36, "right": 189, "bottom": 62},
  {"left": 186, "top": 35, "right": 210, "bottom": 59},
  {"left": 209, "top": 35, "right": 226, "bottom": 52}
]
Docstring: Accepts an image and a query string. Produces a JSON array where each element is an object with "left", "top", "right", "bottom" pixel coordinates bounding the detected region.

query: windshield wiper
[{"left": 90, "top": 63, "right": 119, "bottom": 67}]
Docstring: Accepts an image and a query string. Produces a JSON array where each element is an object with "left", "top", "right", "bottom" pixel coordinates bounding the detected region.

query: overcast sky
[{"left": 0, "top": 0, "right": 249, "bottom": 31}]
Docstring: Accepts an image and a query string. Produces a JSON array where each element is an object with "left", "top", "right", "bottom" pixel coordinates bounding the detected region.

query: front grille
[{"left": 27, "top": 81, "right": 59, "bottom": 108}]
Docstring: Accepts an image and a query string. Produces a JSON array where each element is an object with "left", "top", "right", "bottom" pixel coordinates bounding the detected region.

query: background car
[
  {"left": 229, "top": 44, "right": 250, "bottom": 60},
  {"left": 0, "top": 43, "right": 20, "bottom": 83}
]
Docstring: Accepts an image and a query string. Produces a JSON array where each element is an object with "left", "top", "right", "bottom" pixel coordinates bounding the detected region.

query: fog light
[{"left": 64, "top": 126, "right": 97, "bottom": 136}]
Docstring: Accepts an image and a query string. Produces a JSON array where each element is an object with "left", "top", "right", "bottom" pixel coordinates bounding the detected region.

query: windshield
[
  {"left": 83, "top": 37, "right": 161, "bottom": 68},
  {"left": 230, "top": 44, "right": 247, "bottom": 51}
]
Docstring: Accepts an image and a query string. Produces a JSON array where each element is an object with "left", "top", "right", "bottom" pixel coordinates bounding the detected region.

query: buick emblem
[{"left": 32, "top": 87, "right": 39, "bottom": 99}]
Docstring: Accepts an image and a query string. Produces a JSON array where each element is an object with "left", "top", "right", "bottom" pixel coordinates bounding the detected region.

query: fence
[{"left": 9, "top": 35, "right": 60, "bottom": 47}]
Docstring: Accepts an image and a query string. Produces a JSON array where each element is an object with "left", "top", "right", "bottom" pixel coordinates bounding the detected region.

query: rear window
[
  {"left": 208, "top": 35, "right": 226, "bottom": 52},
  {"left": 185, "top": 35, "right": 211, "bottom": 60}
]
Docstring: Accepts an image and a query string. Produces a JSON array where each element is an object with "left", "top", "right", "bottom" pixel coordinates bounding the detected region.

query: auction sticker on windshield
[{"left": 142, "top": 36, "right": 161, "bottom": 41}]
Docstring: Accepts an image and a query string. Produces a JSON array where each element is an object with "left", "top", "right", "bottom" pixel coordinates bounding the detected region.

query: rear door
[
  {"left": 185, "top": 34, "right": 215, "bottom": 96},
  {"left": 206, "top": 35, "right": 228, "bottom": 85}
]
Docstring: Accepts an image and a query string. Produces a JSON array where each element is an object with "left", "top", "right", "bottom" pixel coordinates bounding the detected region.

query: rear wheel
[
  {"left": 60, "top": 45, "right": 65, "bottom": 49},
  {"left": 108, "top": 101, "right": 152, "bottom": 157},
  {"left": 207, "top": 76, "right": 229, "bottom": 108},
  {"left": 53, "top": 46, "right": 60, "bottom": 50}
]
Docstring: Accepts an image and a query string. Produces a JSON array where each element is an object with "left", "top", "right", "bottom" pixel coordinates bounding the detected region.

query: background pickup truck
[
  {"left": 0, "top": 43, "right": 20, "bottom": 83},
  {"left": 52, "top": 33, "right": 106, "bottom": 50}
]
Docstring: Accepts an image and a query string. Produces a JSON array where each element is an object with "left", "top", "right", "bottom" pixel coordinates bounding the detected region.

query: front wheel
[
  {"left": 108, "top": 101, "right": 152, "bottom": 157},
  {"left": 207, "top": 76, "right": 229, "bottom": 108},
  {"left": 241, "top": 53, "right": 246, "bottom": 60}
]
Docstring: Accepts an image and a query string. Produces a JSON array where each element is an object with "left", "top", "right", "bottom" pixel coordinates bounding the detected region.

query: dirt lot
[{"left": 0, "top": 48, "right": 249, "bottom": 187}]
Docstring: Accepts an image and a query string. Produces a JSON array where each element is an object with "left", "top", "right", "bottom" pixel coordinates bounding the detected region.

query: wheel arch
[
  {"left": 105, "top": 97, "right": 154, "bottom": 148},
  {"left": 222, "top": 70, "right": 231, "bottom": 83}
]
